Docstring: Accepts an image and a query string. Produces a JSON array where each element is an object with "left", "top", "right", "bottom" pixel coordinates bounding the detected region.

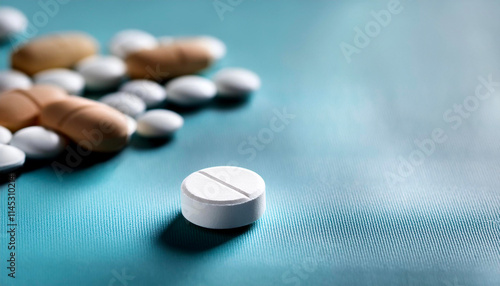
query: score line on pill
[{"left": 181, "top": 166, "right": 266, "bottom": 229}]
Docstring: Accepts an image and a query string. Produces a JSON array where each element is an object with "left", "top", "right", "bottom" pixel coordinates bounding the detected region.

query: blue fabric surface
[{"left": 1, "top": 0, "right": 500, "bottom": 285}]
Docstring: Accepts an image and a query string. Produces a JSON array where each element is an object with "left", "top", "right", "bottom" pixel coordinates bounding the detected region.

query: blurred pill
[
  {"left": 136, "top": 110, "right": 183, "bottom": 138},
  {"left": 0, "top": 126, "right": 12, "bottom": 144},
  {"left": 109, "top": 29, "right": 158, "bottom": 58},
  {"left": 213, "top": 68, "right": 261, "bottom": 97},
  {"left": 120, "top": 80, "right": 167, "bottom": 108},
  {"left": 99, "top": 91, "right": 146, "bottom": 118},
  {"left": 0, "top": 144, "right": 25, "bottom": 173},
  {"left": 10, "top": 126, "right": 67, "bottom": 159},
  {"left": 0, "top": 7, "right": 27, "bottom": 40},
  {"left": 34, "top": 68, "right": 85, "bottom": 95},
  {"left": 160, "top": 36, "right": 226, "bottom": 61},
  {"left": 0, "top": 70, "right": 32, "bottom": 93},
  {"left": 166, "top": 76, "right": 216, "bottom": 106},
  {"left": 76, "top": 55, "right": 126, "bottom": 91},
  {"left": 125, "top": 115, "right": 137, "bottom": 138}
]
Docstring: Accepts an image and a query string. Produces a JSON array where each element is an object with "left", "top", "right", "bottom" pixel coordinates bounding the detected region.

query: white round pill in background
[
  {"left": 125, "top": 115, "right": 137, "bottom": 138},
  {"left": 33, "top": 68, "right": 85, "bottom": 95},
  {"left": 213, "top": 68, "right": 261, "bottom": 97},
  {"left": 181, "top": 166, "right": 266, "bottom": 229},
  {"left": 0, "top": 7, "right": 27, "bottom": 40},
  {"left": 166, "top": 76, "right": 216, "bottom": 106},
  {"left": 0, "top": 126, "right": 12, "bottom": 144},
  {"left": 0, "top": 70, "right": 32, "bottom": 93},
  {"left": 109, "top": 29, "right": 158, "bottom": 58},
  {"left": 76, "top": 55, "right": 126, "bottom": 91},
  {"left": 99, "top": 92, "right": 146, "bottom": 118},
  {"left": 120, "top": 80, "right": 167, "bottom": 108},
  {"left": 0, "top": 144, "right": 25, "bottom": 173},
  {"left": 10, "top": 126, "right": 67, "bottom": 159},
  {"left": 136, "top": 110, "right": 183, "bottom": 138}
]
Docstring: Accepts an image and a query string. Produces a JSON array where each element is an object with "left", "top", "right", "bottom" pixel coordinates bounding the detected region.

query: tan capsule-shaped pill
[
  {"left": 40, "top": 96, "right": 128, "bottom": 153},
  {"left": 0, "top": 85, "right": 67, "bottom": 132},
  {"left": 125, "top": 41, "right": 213, "bottom": 81},
  {"left": 11, "top": 32, "right": 98, "bottom": 76}
]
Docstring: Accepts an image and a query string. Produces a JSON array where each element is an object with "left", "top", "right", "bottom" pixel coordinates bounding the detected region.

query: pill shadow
[
  {"left": 159, "top": 212, "right": 253, "bottom": 253},
  {"left": 211, "top": 96, "right": 251, "bottom": 111},
  {"left": 165, "top": 102, "right": 207, "bottom": 116},
  {"left": 0, "top": 170, "right": 21, "bottom": 185},
  {"left": 129, "top": 135, "right": 174, "bottom": 149}
]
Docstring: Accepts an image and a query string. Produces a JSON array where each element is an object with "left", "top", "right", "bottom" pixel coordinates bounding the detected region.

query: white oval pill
[
  {"left": 125, "top": 115, "right": 137, "bottom": 138},
  {"left": 213, "top": 68, "right": 261, "bottom": 97},
  {"left": 0, "top": 126, "right": 12, "bottom": 144},
  {"left": 181, "top": 166, "right": 266, "bottom": 229},
  {"left": 0, "top": 70, "right": 32, "bottom": 93},
  {"left": 34, "top": 68, "right": 85, "bottom": 95},
  {"left": 0, "top": 144, "right": 25, "bottom": 173},
  {"left": 10, "top": 126, "right": 66, "bottom": 159},
  {"left": 109, "top": 29, "right": 158, "bottom": 58},
  {"left": 99, "top": 92, "right": 146, "bottom": 118},
  {"left": 0, "top": 7, "right": 27, "bottom": 40},
  {"left": 120, "top": 80, "right": 167, "bottom": 108},
  {"left": 136, "top": 110, "right": 183, "bottom": 138},
  {"left": 76, "top": 55, "right": 126, "bottom": 91},
  {"left": 166, "top": 76, "right": 216, "bottom": 106}
]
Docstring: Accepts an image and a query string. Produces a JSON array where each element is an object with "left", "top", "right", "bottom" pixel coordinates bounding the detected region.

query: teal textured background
[{"left": 1, "top": 0, "right": 500, "bottom": 285}]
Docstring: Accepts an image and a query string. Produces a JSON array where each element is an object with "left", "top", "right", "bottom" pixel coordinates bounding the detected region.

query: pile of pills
[{"left": 0, "top": 7, "right": 265, "bottom": 229}]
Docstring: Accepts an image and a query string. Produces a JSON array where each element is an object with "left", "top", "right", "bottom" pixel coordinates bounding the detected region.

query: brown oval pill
[
  {"left": 40, "top": 96, "right": 128, "bottom": 153},
  {"left": 0, "top": 85, "right": 67, "bottom": 132},
  {"left": 125, "top": 41, "right": 213, "bottom": 81},
  {"left": 11, "top": 32, "right": 98, "bottom": 76}
]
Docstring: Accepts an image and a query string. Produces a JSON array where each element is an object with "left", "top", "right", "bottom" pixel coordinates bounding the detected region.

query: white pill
[
  {"left": 125, "top": 115, "right": 137, "bottom": 138},
  {"left": 136, "top": 110, "right": 183, "bottom": 138},
  {"left": 109, "top": 29, "right": 158, "bottom": 58},
  {"left": 213, "top": 68, "right": 261, "bottom": 97},
  {"left": 0, "top": 70, "right": 32, "bottom": 93},
  {"left": 76, "top": 55, "right": 126, "bottom": 91},
  {"left": 0, "top": 7, "right": 27, "bottom": 40},
  {"left": 99, "top": 92, "right": 146, "bottom": 118},
  {"left": 166, "top": 76, "right": 216, "bottom": 106},
  {"left": 34, "top": 68, "right": 85, "bottom": 95},
  {"left": 181, "top": 166, "right": 266, "bottom": 229},
  {"left": 0, "top": 126, "right": 12, "bottom": 144},
  {"left": 0, "top": 144, "right": 25, "bottom": 173},
  {"left": 10, "top": 126, "right": 66, "bottom": 159},
  {"left": 120, "top": 80, "right": 167, "bottom": 108}
]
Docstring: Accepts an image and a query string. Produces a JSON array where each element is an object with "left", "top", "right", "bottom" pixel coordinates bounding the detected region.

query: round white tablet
[
  {"left": 125, "top": 115, "right": 137, "bottom": 138},
  {"left": 10, "top": 126, "right": 67, "bottom": 159},
  {"left": 0, "top": 70, "right": 32, "bottom": 93},
  {"left": 165, "top": 76, "right": 216, "bottom": 106},
  {"left": 0, "top": 144, "right": 25, "bottom": 173},
  {"left": 136, "top": 110, "right": 183, "bottom": 138},
  {"left": 0, "top": 126, "right": 12, "bottom": 144},
  {"left": 120, "top": 80, "right": 167, "bottom": 108},
  {"left": 99, "top": 92, "right": 146, "bottom": 118},
  {"left": 213, "top": 68, "right": 261, "bottom": 97},
  {"left": 76, "top": 55, "right": 126, "bottom": 91},
  {"left": 0, "top": 7, "right": 27, "bottom": 40},
  {"left": 34, "top": 68, "right": 85, "bottom": 95},
  {"left": 109, "top": 29, "right": 158, "bottom": 58},
  {"left": 181, "top": 166, "right": 266, "bottom": 229}
]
